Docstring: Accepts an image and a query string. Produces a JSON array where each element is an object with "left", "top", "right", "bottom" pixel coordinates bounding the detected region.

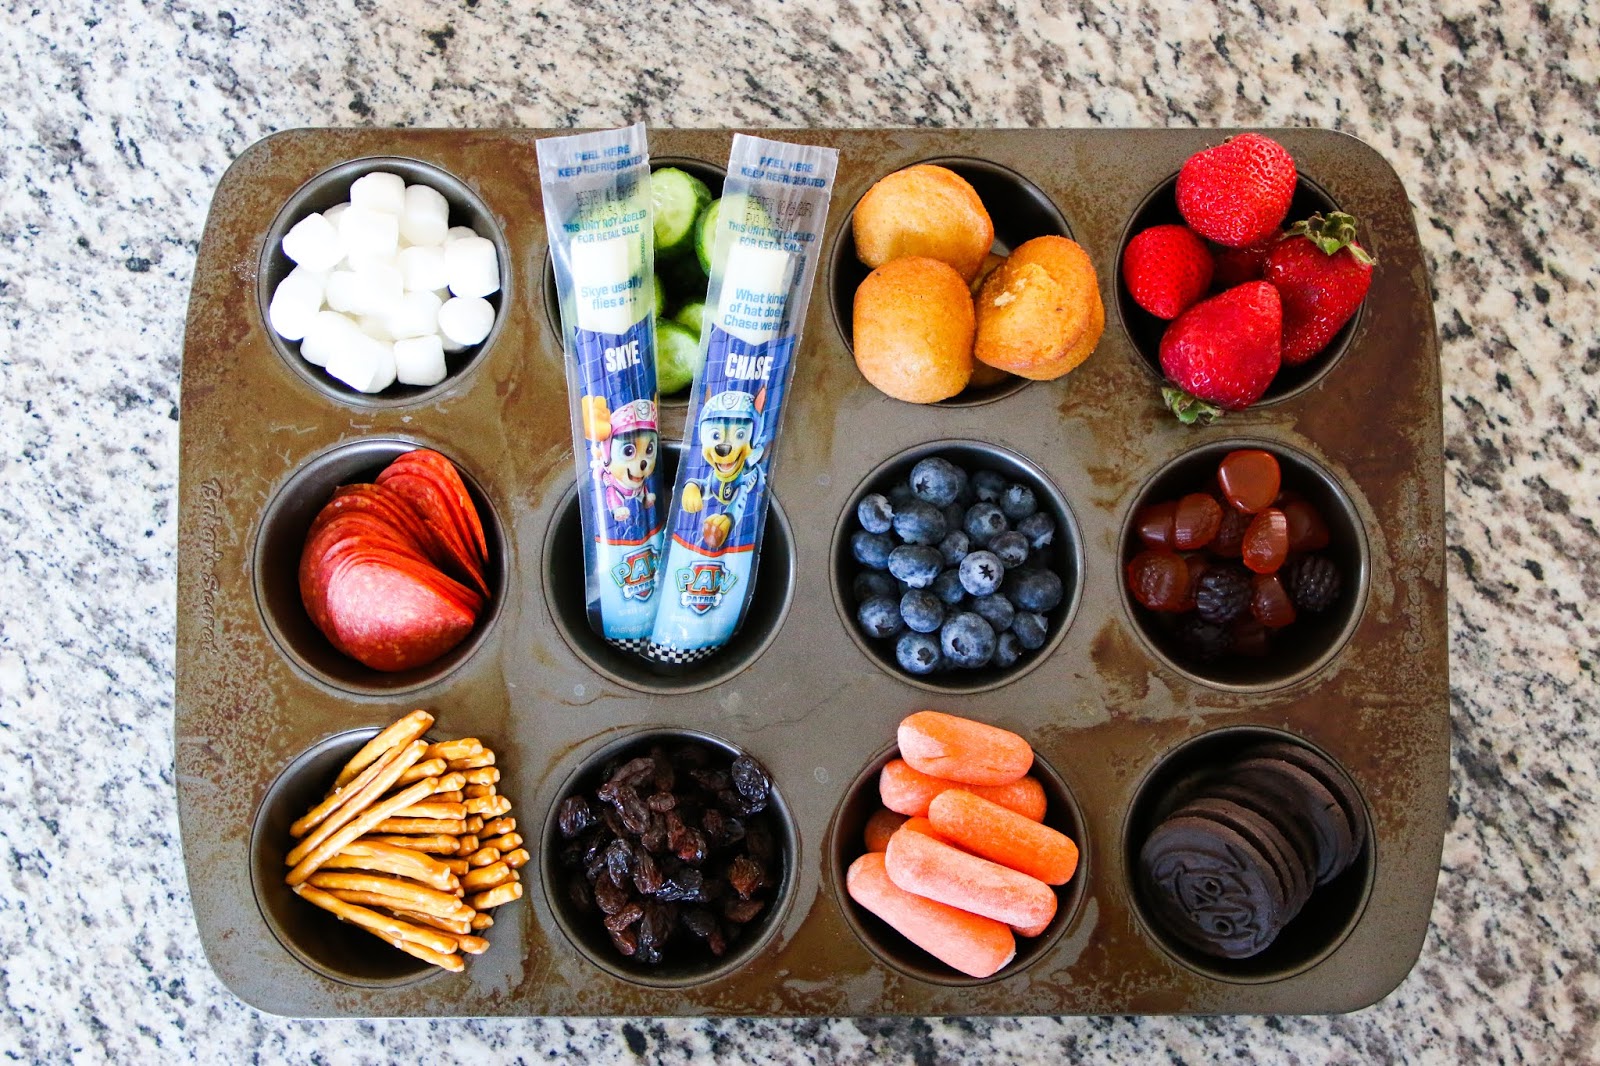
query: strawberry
[
  {"left": 1176, "top": 133, "right": 1297, "bottom": 248},
  {"left": 1122, "top": 224, "right": 1213, "bottom": 319},
  {"left": 1264, "top": 211, "right": 1375, "bottom": 365},
  {"left": 1210, "top": 236, "right": 1277, "bottom": 289},
  {"left": 1159, "top": 281, "right": 1283, "bottom": 423}
]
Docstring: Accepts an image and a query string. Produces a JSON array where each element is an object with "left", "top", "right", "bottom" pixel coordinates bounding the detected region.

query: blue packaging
[
  {"left": 646, "top": 135, "right": 838, "bottom": 664},
  {"left": 536, "top": 123, "right": 665, "bottom": 648}
]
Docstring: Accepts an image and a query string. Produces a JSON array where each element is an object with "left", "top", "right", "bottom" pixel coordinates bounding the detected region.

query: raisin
[
  {"left": 1217, "top": 450, "right": 1281, "bottom": 513},
  {"left": 647, "top": 791, "right": 677, "bottom": 812},
  {"left": 1127, "top": 550, "right": 1189, "bottom": 611},
  {"left": 720, "top": 787, "right": 768, "bottom": 817},
  {"left": 593, "top": 876, "right": 630, "bottom": 916},
  {"left": 656, "top": 867, "right": 705, "bottom": 903},
  {"left": 723, "top": 897, "right": 766, "bottom": 924},
  {"left": 684, "top": 908, "right": 727, "bottom": 956},
  {"left": 638, "top": 901, "right": 675, "bottom": 958},
  {"left": 567, "top": 875, "right": 594, "bottom": 913},
  {"left": 1173, "top": 493, "right": 1223, "bottom": 550},
  {"left": 604, "top": 837, "right": 634, "bottom": 888},
  {"left": 557, "top": 795, "right": 594, "bottom": 839},
  {"left": 640, "top": 812, "right": 668, "bottom": 854},
  {"left": 609, "top": 926, "right": 638, "bottom": 957},
  {"left": 603, "top": 784, "right": 651, "bottom": 835},
  {"left": 608, "top": 756, "right": 656, "bottom": 788},
  {"left": 604, "top": 902, "right": 644, "bottom": 935},
  {"left": 746, "top": 823, "right": 776, "bottom": 863},
  {"left": 727, "top": 855, "right": 766, "bottom": 899},
  {"left": 690, "top": 768, "right": 730, "bottom": 794},
  {"left": 673, "top": 825, "right": 709, "bottom": 866},
  {"left": 633, "top": 849, "right": 664, "bottom": 896},
  {"left": 731, "top": 755, "right": 772, "bottom": 801}
]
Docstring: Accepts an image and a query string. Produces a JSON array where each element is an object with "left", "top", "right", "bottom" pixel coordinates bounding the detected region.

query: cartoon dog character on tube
[
  {"left": 583, "top": 396, "right": 659, "bottom": 525},
  {"left": 681, "top": 388, "right": 767, "bottom": 550}
]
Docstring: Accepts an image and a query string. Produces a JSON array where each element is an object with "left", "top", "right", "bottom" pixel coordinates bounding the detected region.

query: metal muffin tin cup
[
  {"left": 538, "top": 727, "right": 798, "bottom": 988},
  {"left": 248, "top": 727, "right": 441, "bottom": 988},
  {"left": 179, "top": 128, "right": 1448, "bottom": 1017},
  {"left": 828, "top": 156, "right": 1075, "bottom": 408},
  {"left": 1116, "top": 437, "right": 1369, "bottom": 692},
  {"left": 252, "top": 436, "right": 509, "bottom": 696},
  {"left": 829, "top": 743, "right": 1089, "bottom": 986},
  {"left": 831, "top": 439, "right": 1083, "bottom": 695},
  {"left": 1121, "top": 725, "right": 1375, "bottom": 984},
  {"left": 1113, "top": 173, "right": 1359, "bottom": 406},
  {"left": 258, "top": 155, "right": 511, "bottom": 408}
]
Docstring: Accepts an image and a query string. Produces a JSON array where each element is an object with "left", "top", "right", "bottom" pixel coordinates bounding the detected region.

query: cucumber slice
[
  {"left": 651, "top": 168, "right": 711, "bottom": 261},
  {"left": 694, "top": 198, "right": 720, "bottom": 275},
  {"left": 658, "top": 254, "right": 706, "bottom": 306},
  {"left": 673, "top": 300, "right": 706, "bottom": 339},
  {"left": 655, "top": 318, "right": 703, "bottom": 395},
  {"left": 652, "top": 273, "right": 666, "bottom": 316}
]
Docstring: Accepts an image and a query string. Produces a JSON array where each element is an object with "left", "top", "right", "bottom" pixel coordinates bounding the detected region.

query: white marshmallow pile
[{"left": 270, "top": 171, "right": 501, "bottom": 393}]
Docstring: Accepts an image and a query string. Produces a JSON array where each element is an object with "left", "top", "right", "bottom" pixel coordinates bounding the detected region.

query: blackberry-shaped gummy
[
  {"left": 1176, "top": 614, "right": 1233, "bottom": 662},
  {"left": 896, "top": 631, "right": 942, "bottom": 675},
  {"left": 1284, "top": 554, "right": 1342, "bottom": 612},
  {"left": 892, "top": 499, "right": 947, "bottom": 546},
  {"left": 910, "top": 457, "right": 966, "bottom": 507},
  {"left": 857, "top": 493, "right": 893, "bottom": 534},
  {"left": 1193, "top": 563, "right": 1252, "bottom": 625}
]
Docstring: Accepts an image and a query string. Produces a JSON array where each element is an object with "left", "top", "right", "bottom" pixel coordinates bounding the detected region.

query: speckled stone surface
[{"left": 2, "top": 0, "right": 1597, "bottom": 1061}]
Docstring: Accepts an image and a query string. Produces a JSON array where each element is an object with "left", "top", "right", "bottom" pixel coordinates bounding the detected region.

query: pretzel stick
[
  {"left": 393, "top": 801, "right": 467, "bottom": 820},
  {"left": 433, "top": 771, "right": 466, "bottom": 793},
  {"left": 388, "top": 936, "right": 465, "bottom": 973},
  {"left": 286, "top": 777, "right": 437, "bottom": 886},
  {"left": 324, "top": 887, "right": 474, "bottom": 923},
  {"left": 441, "top": 857, "right": 469, "bottom": 876},
  {"left": 291, "top": 741, "right": 407, "bottom": 839},
  {"left": 467, "top": 847, "right": 501, "bottom": 869},
  {"left": 287, "top": 741, "right": 428, "bottom": 868},
  {"left": 433, "top": 791, "right": 464, "bottom": 803},
  {"left": 463, "top": 767, "right": 499, "bottom": 786},
  {"left": 334, "top": 839, "right": 456, "bottom": 888},
  {"left": 309, "top": 870, "right": 468, "bottom": 915},
  {"left": 464, "top": 795, "right": 511, "bottom": 818},
  {"left": 425, "top": 738, "right": 483, "bottom": 762},
  {"left": 389, "top": 907, "right": 472, "bottom": 935},
  {"left": 463, "top": 816, "right": 484, "bottom": 835},
  {"left": 470, "top": 912, "right": 493, "bottom": 930},
  {"left": 455, "top": 935, "right": 490, "bottom": 955},
  {"left": 468, "top": 881, "right": 521, "bottom": 910},
  {"left": 320, "top": 852, "right": 457, "bottom": 893},
  {"left": 361, "top": 833, "right": 459, "bottom": 854},
  {"left": 480, "top": 817, "right": 514, "bottom": 838},
  {"left": 482, "top": 832, "right": 521, "bottom": 853},
  {"left": 292, "top": 883, "right": 457, "bottom": 956},
  {"left": 448, "top": 751, "right": 495, "bottom": 770},
  {"left": 373, "top": 817, "right": 468, "bottom": 835},
  {"left": 462, "top": 862, "right": 514, "bottom": 892},
  {"left": 334, "top": 711, "right": 433, "bottom": 789},
  {"left": 502, "top": 848, "right": 530, "bottom": 870},
  {"left": 395, "top": 757, "right": 448, "bottom": 787}
]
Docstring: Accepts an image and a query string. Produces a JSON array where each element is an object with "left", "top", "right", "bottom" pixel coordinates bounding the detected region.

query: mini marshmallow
[
  {"left": 444, "top": 236, "right": 500, "bottom": 299},
  {"left": 357, "top": 314, "right": 395, "bottom": 342},
  {"left": 438, "top": 296, "right": 495, "bottom": 347},
  {"left": 445, "top": 225, "right": 478, "bottom": 244},
  {"left": 322, "top": 201, "right": 350, "bottom": 228},
  {"left": 384, "top": 289, "right": 443, "bottom": 340},
  {"left": 323, "top": 269, "right": 362, "bottom": 314},
  {"left": 281, "top": 212, "right": 343, "bottom": 272},
  {"left": 394, "top": 334, "right": 448, "bottom": 387},
  {"left": 349, "top": 171, "right": 406, "bottom": 215},
  {"left": 347, "top": 262, "right": 404, "bottom": 317},
  {"left": 268, "top": 266, "right": 327, "bottom": 341},
  {"left": 338, "top": 205, "right": 400, "bottom": 266},
  {"left": 326, "top": 332, "right": 397, "bottom": 393},
  {"left": 400, "top": 184, "right": 450, "bottom": 247},
  {"left": 299, "top": 310, "right": 364, "bottom": 368},
  {"left": 398, "top": 245, "right": 449, "bottom": 293}
]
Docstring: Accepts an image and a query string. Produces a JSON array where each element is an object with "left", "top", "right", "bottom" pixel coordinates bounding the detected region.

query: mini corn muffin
[
  {"left": 853, "top": 256, "right": 976, "bottom": 403},
  {"left": 974, "top": 235, "right": 1103, "bottom": 380},
  {"left": 853, "top": 165, "right": 995, "bottom": 282}
]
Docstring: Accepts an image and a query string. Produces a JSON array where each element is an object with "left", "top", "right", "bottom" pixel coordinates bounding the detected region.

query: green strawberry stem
[
  {"left": 1162, "top": 386, "right": 1224, "bottom": 426},
  {"left": 1284, "top": 211, "right": 1377, "bottom": 265}
]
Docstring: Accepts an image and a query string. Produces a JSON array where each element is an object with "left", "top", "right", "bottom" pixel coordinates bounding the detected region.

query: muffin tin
[{"left": 175, "top": 128, "right": 1447, "bottom": 1016}]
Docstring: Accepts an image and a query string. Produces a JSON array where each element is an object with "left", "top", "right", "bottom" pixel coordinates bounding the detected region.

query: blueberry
[
  {"left": 972, "top": 469, "right": 1006, "bottom": 502},
  {"left": 1000, "top": 483, "right": 1038, "bottom": 521},
  {"left": 963, "top": 502, "right": 1008, "bottom": 546},
  {"left": 942, "top": 502, "right": 967, "bottom": 533},
  {"left": 851, "top": 530, "right": 894, "bottom": 570},
  {"left": 899, "top": 589, "right": 945, "bottom": 634},
  {"left": 931, "top": 568, "right": 966, "bottom": 605},
  {"left": 938, "top": 530, "right": 971, "bottom": 567},
  {"left": 892, "top": 500, "right": 947, "bottom": 546},
  {"left": 958, "top": 550, "right": 1004, "bottom": 597},
  {"left": 888, "top": 545, "right": 944, "bottom": 589},
  {"left": 852, "top": 570, "right": 898, "bottom": 603},
  {"left": 910, "top": 457, "right": 966, "bottom": 507},
  {"left": 857, "top": 596, "right": 904, "bottom": 639},
  {"left": 857, "top": 493, "right": 894, "bottom": 534},
  {"left": 1027, "top": 548, "right": 1056, "bottom": 571},
  {"left": 1005, "top": 568, "right": 1064, "bottom": 612},
  {"left": 895, "top": 632, "right": 942, "bottom": 675},
  {"left": 1017, "top": 511, "right": 1055, "bottom": 550},
  {"left": 993, "top": 631, "right": 1023, "bottom": 669},
  {"left": 990, "top": 530, "right": 1030, "bottom": 569},
  {"left": 972, "top": 593, "right": 1015, "bottom": 633},
  {"left": 940, "top": 612, "right": 997, "bottom": 668},
  {"left": 1012, "top": 611, "right": 1048, "bottom": 650},
  {"left": 888, "top": 481, "right": 916, "bottom": 506}
]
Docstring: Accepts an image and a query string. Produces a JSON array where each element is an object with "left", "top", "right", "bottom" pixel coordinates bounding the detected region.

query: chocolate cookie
[
  {"left": 1231, "top": 757, "right": 1356, "bottom": 885},
  {"left": 1245, "top": 740, "right": 1369, "bottom": 860},
  {"left": 1140, "top": 814, "right": 1286, "bottom": 959},
  {"left": 1205, "top": 780, "right": 1320, "bottom": 898},
  {"left": 1178, "top": 795, "right": 1312, "bottom": 917}
]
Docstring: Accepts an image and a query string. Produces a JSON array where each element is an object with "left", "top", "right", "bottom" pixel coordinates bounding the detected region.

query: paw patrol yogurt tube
[
  {"left": 646, "top": 134, "right": 838, "bottom": 665},
  {"left": 537, "top": 123, "right": 665, "bottom": 647}
]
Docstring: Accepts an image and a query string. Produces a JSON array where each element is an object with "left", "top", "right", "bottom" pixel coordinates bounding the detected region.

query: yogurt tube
[
  {"left": 537, "top": 123, "right": 665, "bottom": 647},
  {"left": 646, "top": 134, "right": 839, "bottom": 664}
]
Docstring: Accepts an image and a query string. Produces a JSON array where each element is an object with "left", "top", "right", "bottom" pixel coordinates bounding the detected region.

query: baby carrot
[
  {"left": 879, "top": 758, "right": 1047, "bottom": 820},
  {"left": 884, "top": 825, "right": 1056, "bottom": 931},
  {"left": 863, "top": 808, "right": 908, "bottom": 852},
  {"left": 928, "top": 789, "right": 1080, "bottom": 885},
  {"left": 846, "top": 852, "right": 1016, "bottom": 979},
  {"left": 898, "top": 711, "right": 1033, "bottom": 786}
]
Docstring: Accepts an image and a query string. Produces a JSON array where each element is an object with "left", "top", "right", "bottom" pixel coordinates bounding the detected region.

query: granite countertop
[{"left": 3, "top": 1, "right": 1596, "bottom": 1061}]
